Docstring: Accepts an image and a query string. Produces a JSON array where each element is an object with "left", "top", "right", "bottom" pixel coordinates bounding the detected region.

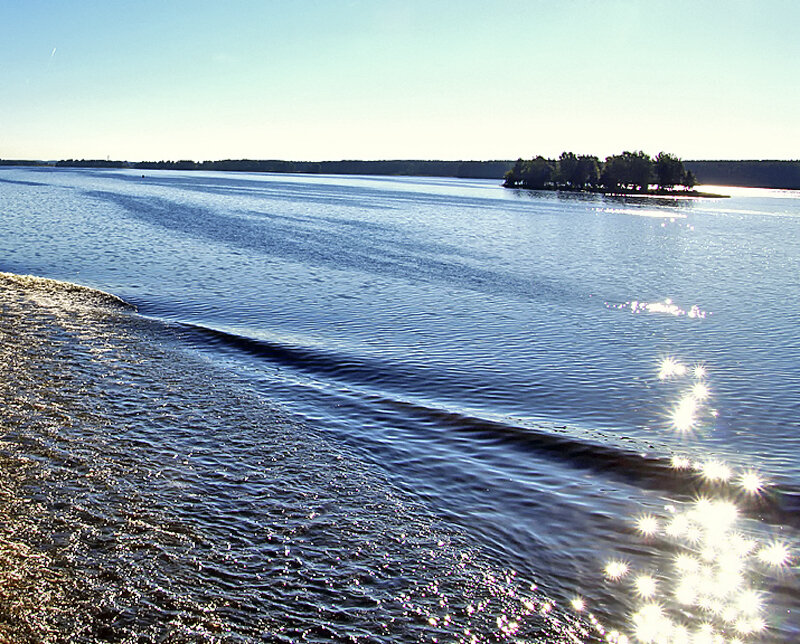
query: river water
[{"left": 0, "top": 167, "right": 798, "bottom": 642}]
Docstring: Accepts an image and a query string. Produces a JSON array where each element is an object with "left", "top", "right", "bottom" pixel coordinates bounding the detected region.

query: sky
[{"left": 1, "top": 0, "right": 798, "bottom": 162}]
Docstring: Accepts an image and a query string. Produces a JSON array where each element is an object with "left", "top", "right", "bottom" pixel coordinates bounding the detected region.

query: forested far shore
[
  {"left": 1, "top": 158, "right": 799, "bottom": 189},
  {"left": 683, "top": 160, "right": 800, "bottom": 190},
  {"left": 0, "top": 158, "right": 511, "bottom": 180}
]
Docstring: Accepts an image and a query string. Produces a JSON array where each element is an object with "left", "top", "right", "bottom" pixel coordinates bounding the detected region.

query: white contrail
[{"left": 51, "top": 47, "right": 57, "bottom": 57}]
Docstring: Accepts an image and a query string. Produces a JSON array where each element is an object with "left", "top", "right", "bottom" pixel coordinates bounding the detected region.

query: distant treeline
[
  {"left": 52, "top": 158, "right": 513, "bottom": 179},
  {"left": 0, "top": 159, "right": 44, "bottom": 166},
  {"left": 503, "top": 151, "right": 695, "bottom": 192},
  {"left": 2, "top": 157, "right": 799, "bottom": 189},
  {"left": 683, "top": 161, "right": 800, "bottom": 190}
]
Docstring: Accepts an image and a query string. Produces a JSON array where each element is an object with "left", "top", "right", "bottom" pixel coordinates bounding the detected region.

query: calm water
[{"left": 0, "top": 167, "right": 798, "bottom": 642}]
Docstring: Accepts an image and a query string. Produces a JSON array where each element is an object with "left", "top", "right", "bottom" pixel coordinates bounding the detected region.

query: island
[{"left": 502, "top": 151, "right": 724, "bottom": 197}]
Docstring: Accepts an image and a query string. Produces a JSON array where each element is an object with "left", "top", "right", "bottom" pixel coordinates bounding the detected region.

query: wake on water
[
  {"left": 0, "top": 273, "right": 595, "bottom": 643},
  {"left": 1, "top": 272, "right": 796, "bottom": 643}
]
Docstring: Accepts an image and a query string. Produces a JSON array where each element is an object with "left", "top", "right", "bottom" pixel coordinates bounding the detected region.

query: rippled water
[{"left": 0, "top": 168, "right": 798, "bottom": 642}]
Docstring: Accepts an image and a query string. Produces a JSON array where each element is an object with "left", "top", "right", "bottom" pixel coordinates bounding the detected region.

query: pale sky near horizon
[{"left": 1, "top": 0, "right": 798, "bottom": 162}]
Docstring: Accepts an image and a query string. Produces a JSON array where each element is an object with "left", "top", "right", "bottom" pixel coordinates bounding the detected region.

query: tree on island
[
  {"left": 521, "top": 156, "right": 555, "bottom": 189},
  {"left": 655, "top": 152, "right": 684, "bottom": 190},
  {"left": 600, "top": 151, "right": 653, "bottom": 191},
  {"left": 504, "top": 149, "right": 694, "bottom": 193}
]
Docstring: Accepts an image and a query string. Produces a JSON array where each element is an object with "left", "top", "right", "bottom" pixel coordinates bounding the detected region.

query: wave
[
  {"left": 171, "top": 318, "right": 800, "bottom": 529},
  {"left": 0, "top": 271, "right": 135, "bottom": 311}
]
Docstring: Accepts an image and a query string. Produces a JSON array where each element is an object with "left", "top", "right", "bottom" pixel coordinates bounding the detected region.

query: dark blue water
[{"left": 1, "top": 167, "right": 798, "bottom": 642}]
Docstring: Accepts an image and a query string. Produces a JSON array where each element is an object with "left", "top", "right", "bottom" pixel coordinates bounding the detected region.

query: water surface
[{"left": 0, "top": 168, "right": 797, "bottom": 642}]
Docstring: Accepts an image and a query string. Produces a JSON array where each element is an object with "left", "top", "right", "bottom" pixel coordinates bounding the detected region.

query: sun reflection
[
  {"left": 570, "top": 356, "right": 795, "bottom": 643},
  {"left": 571, "top": 596, "right": 586, "bottom": 612},
  {"left": 635, "top": 515, "right": 659, "bottom": 537},
  {"left": 671, "top": 455, "right": 692, "bottom": 470},
  {"left": 757, "top": 541, "right": 791, "bottom": 567},
  {"left": 658, "top": 357, "right": 687, "bottom": 380},
  {"left": 605, "top": 560, "right": 630, "bottom": 580},
  {"left": 660, "top": 359, "right": 717, "bottom": 434},
  {"left": 671, "top": 395, "right": 698, "bottom": 432},
  {"left": 691, "top": 382, "right": 710, "bottom": 400},
  {"left": 633, "top": 574, "right": 658, "bottom": 598},
  {"left": 738, "top": 471, "right": 765, "bottom": 495},
  {"left": 698, "top": 460, "right": 734, "bottom": 483},
  {"left": 615, "top": 492, "right": 783, "bottom": 640},
  {"left": 618, "top": 298, "right": 708, "bottom": 319}
]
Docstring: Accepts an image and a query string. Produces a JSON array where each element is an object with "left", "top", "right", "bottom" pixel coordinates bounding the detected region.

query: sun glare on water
[
  {"left": 570, "top": 357, "right": 794, "bottom": 643},
  {"left": 608, "top": 298, "right": 708, "bottom": 319}
]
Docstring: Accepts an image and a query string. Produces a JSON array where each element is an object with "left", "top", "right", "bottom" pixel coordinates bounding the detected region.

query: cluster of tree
[
  {"left": 503, "top": 151, "right": 697, "bottom": 192},
  {"left": 131, "top": 159, "right": 513, "bottom": 179},
  {"left": 7, "top": 157, "right": 799, "bottom": 190},
  {"left": 0, "top": 159, "right": 46, "bottom": 166}
]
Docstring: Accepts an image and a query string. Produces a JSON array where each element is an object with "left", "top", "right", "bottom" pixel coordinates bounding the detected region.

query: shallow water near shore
[{"left": 0, "top": 168, "right": 798, "bottom": 642}]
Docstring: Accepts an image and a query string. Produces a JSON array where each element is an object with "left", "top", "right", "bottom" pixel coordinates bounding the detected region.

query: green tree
[
  {"left": 521, "top": 156, "right": 555, "bottom": 189},
  {"left": 625, "top": 150, "right": 653, "bottom": 191},
  {"left": 600, "top": 154, "right": 625, "bottom": 189},
  {"left": 503, "top": 158, "right": 524, "bottom": 187},
  {"left": 600, "top": 151, "right": 652, "bottom": 191},
  {"left": 557, "top": 152, "right": 579, "bottom": 187},
  {"left": 654, "top": 152, "right": 684, "bottom": 190},
  {"left": 576, "top": 155, "right": 600, "bottom": 188}
]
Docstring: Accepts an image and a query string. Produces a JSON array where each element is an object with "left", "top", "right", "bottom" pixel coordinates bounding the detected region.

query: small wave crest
[
  {"left": 169, "top": 320, "right": 799, "bottom": 530},
  {"left": 0, "top": 271, "right": 134, "bottom": 311}
]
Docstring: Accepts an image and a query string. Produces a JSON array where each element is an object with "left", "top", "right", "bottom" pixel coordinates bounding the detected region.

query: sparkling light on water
[
  {"left": 739, "top": 471, "right": 765, "bottom": 495},
  {"left": 658, "top": 357, "right": 688, "bottom": 380},
  {"left": 699, "top": 459, "right": 734, "bottom": 483},
  {"left": 608, "top": 299, "right": 708, "bottom": 319},
  {"left": 636, "top": 515, "right": 660, "bottom": 538},
  {"left": 573, "top": 358, "right": 794, "bottom": 643},
  {"left": 605, "top": 561, "right": 630, "bottom": 580},
  {"left": 633, "top": 574, "right": 658, "bottom": 599},
  {"left": 600, "top": 488, "right": 790, "bottom": 642},
  {"left": 671, "top": 395, "right": 699, "bottom": 433},
  {"left": 757, "top": 542, "right": 791, "bottom": 567},
  {"left": 671, "top": 455, "right": 692, "bottom": 470}
]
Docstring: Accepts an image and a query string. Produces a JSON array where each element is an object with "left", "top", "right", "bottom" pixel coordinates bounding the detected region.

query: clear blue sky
[{"left": 1, "top": 0, "right": 797, "bottom": 161}]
